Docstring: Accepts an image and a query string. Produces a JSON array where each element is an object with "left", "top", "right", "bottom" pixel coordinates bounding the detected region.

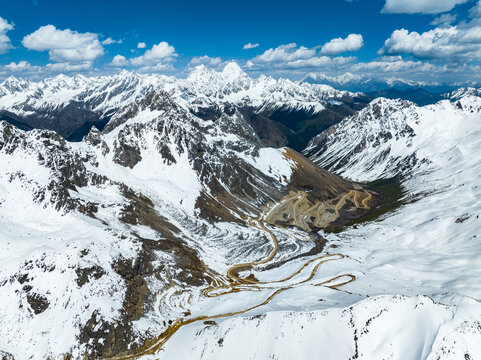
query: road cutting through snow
[{"left": 110, "top": 191, "right": 359, "bottom": 360}]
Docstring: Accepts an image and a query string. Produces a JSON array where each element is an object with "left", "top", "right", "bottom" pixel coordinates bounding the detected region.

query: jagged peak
[
  {"left": 186, "top": 62, "right": 250, "bottom": 85},
  {"left": 4, "top": 75, "right": 20, "bottom": 83},
  {"left": 0, "top": 75, "right": 32, "bottom": 92},
  {"left": 1, "top": 75, "right": 32, "bottom": 86}
]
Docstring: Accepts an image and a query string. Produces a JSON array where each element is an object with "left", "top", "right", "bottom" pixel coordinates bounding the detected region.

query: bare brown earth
[{"left": 275, "top": 148, "right": 377, "bottom": 232}]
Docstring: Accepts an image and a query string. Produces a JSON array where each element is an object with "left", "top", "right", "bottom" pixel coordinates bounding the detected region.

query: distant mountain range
[
  {"left": 3, "top": 67, "right": 478, "bottom": 154},
  {"left": 301, "top": 72, "right": 456, "bottom": 93},
  {"left": 0, "top": 65, "right": 371, "bottom": 151}
]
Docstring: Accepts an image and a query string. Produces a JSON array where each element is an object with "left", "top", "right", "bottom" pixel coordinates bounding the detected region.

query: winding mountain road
[{"left": 111, "top": 190, "right": 362, "bottom": 360}]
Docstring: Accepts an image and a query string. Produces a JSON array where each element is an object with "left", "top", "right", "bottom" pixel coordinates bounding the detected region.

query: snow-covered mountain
[
  {"left": 0, "top": 64, "right": 369, "bottom": 148},
  {"left": 2, "top": 62, "right": 481, "bottom": 359},
  {"left": 296, "top": 95, "right": 481, "bottom": 359},
  {"left": 301, "top": 72, "right": 448, "bottom": 93},
  {"left": 0, "top": 64, "right": 359, "bottom": 117},
  {"left": 0, "top": 89, "right": 376, "bottom": 359},
  {"left": 445, "top": 87, "right": 481, "bottom": 101},
  {"left": 106, "top": 92, "right": 481, "bottom": 360},
  {"left": 304, "top": 96, "right": 481, "bottom": 180}
]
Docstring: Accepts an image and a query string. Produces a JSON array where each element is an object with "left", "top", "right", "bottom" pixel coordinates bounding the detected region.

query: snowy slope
[
  {"left": 159, "top": 294, "right": 481, "bottom": 360},
  {"left": 300, "top": 94, "right": 481, "bottom": 357},
  {"left": 446, "top": 87, "right": 481, "bottom": 101},
  {"left": 0, "top": 87, "right": 374, "bottom": 359},
  {"left": 0, "top": 101, "right": 292, "bottom": 358},
  {"left": 304, "top": 96, "right": 481, "bottom": 180},
  {"left": 145, "top": 93, "right": 481, "bottom": 360}
]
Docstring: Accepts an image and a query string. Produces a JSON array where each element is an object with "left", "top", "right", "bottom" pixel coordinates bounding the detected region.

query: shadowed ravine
[{"left": 109, "top": 188, "right": 371, "bottom": 360}]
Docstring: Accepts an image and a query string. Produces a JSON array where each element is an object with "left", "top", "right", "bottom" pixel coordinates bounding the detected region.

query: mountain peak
[
  {"left": 186, "top": 64, "right": 217, "bottom": 81},
  {"left": 221, "top": 62, "right": 247, "bottom": 80},
  {"left": 4, "top": 75, "right": 20, "bottom": 83},
  {"left": 1, "top": 75, "right": 31, "bottom": 93}
]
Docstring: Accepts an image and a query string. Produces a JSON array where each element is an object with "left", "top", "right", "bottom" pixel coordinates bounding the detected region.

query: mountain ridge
[{"left": 0, "top": 65, "right": 370, "bottom": 150}]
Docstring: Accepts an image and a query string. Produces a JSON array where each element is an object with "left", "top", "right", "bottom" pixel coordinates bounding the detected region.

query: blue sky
[{"left": 1, "top": 0, "right": 481, "bottom": 83}]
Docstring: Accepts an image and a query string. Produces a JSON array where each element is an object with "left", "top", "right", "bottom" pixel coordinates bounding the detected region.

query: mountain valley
[{"left": 0, "top": 66, "right": 480, "bottom": 359}]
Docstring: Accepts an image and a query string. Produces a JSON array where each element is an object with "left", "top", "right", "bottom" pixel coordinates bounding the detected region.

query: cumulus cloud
[
  {"left": 252, "top": 43, "right": 316, "bottom": 64},
  {"left": 274, "top": 55, "right": 356, "bottom": 69},
  {"left": 242, "top": 40, "right": 468, "bottom": 82},
  {"left": 189, "top": 55, "right": 223, "bottom": 67},
  {"left": 22, "top": 25, "right": 104, "bottom": 62},
  {"left": 0, "top": 60, "right": 94, "bottom": 79},
  {"left": 320, "top": 34, "right": 364, "bottom": 55},
  {"left": 245, "top": 42, "right": 357, "bottom": 73},
  {"left": 109, "top": 55, "right": 129, "bottom": 67},
  {"left": 101, "top": 37, "right": 122, "bottom": 45},
  {"left": 137, "top": 42, "right": 146, "bottom": 49},
  {"left": 382, "top": 0, "right": 469, "bottom": 14},
  {"left": 243, "top": 42, "right": 259, "bottom": 49},
  {"left": 1, "top": 61, "right": 44, "bottom": 79},
  {"left": 4, "top": 61, "right": 34, "bottom": 72},
  {"left": 378, "top": 26, "right": 481, "bottom": 59},
  {"left": 130, "top": 41, "right": 177, "bottom": 67},
  {"left": 0, "top": 16, "right": 14, "bottom": 54}
]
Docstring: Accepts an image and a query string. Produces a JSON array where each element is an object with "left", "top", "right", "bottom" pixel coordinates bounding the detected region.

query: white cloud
[
  {"left": 0, "top": 60, "right": 94, "bottom": 79},
  {"left": 246, "top": 43, "right": 357, "bottom": 73},
  {"left": 45, "top": 62, "right": 92, "bottom": 72},
  {"left": 378, "top": 26, "right": 481, "bottom": 59},
  {"left": 137, "top": 42, "right": 146, "bottom": 49},
  {"left": 101, "top": 37, "right": 122, "bottom": 45},
  {"left": 4, "top": 61, "right": 34, "bottom": 72},
  {"left": 243, "top": 42, "right": 259, "bottom": 49},
  {"left": 470, "top": 1, "right": 481, "bottom": 17},
  {"left": 136, "top": 63, "right": 175, "bottom": 73},
  {"left": 320, "top": 34, "right": 364, "bottom": 55},
  {"left": 430, "top": 13, "right": 457, "bottom": 26},
  {"left": 382, "top": 0, "right": 469, "bottom": 14},
  {"left": 352, "top": 59, "right": 440, "bottom": 74},
  {"left": 22, "top": 25, "right": 104, "bottom": 62},
  {"left": 189, "top": 55, "right": 223, "bottom": 67},
  {"left": 0, "top": 17, "right": 14, "bottom": 54},
  {"left": 130, "top": 41, "right": 177, "bottom": 67},
  {"left": 252, "top": 43, "right": 316, "bottom": 64},
  {"left": 276, "top": 56, "right": 356, "bottom": 69},
  {"left": 109, "top": 55, "right": 129, "bottom": 67}
]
